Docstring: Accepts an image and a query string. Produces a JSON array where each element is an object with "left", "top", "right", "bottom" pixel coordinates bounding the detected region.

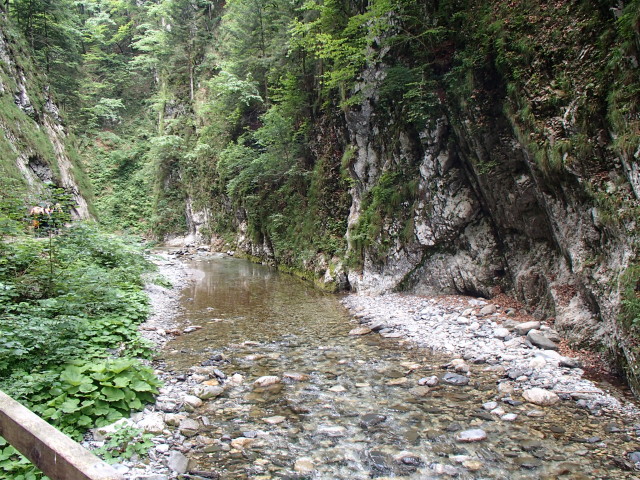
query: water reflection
[{"left": 163, "top": 256, "right": 637, "bottom": 479}]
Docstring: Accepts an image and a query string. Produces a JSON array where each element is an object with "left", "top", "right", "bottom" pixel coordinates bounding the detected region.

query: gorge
[{"left": 0, "top": 0, "right": 640, "bottom": 476}]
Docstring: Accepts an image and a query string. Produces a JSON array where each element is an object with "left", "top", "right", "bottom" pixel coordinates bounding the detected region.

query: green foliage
[
  {"left": 18, "top": 360, "right": 160, "bottom": 439},
  {"left": 378, "top": 65, "right": 441, "bottom": 128},
  {"left": 94, "top": 424, "right": 154, "bottom": 463},
  {"left": 0, "top": 211, "right": 158, "bottom": 478},
  {"left": 349, "top": 170, "right": 418, "bottom": 265},
  {"left": 0, "top": 222, "right": 154, "bottom": 375},
  {"left": 8, "top": 0, "right": 82, "bottom": 108},
  {"left": 0, "top": 214, "right": 158, "bottom": 449},
  {"left": 621, "top": 263, "right": 640, "bottom": 331},
  {"left": 84, "top": 129, "right": 154, "bottom": 234},
  {"left": 0, "top": 179, "right": 27, "bottom": 238}
]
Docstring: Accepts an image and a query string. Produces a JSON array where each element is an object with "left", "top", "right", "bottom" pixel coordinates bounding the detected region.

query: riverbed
[{"left": 115, "top": 252, "right": 640, "bottom": 479}]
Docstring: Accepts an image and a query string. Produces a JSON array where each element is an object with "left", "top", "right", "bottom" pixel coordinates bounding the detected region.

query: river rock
[
  {"left": 394, "top": 451, "right": 422, "bottom": 466},
  {"left": 294, "top": 458, "right": 315, "bottom": 474},
  {"left": 179, "top": 418, "right": 200, "bottom": 437},
  {"left": 514, "top": 321, "right": 541, "bottom": 336},
  {"left": 387, "top": 377, "right": 408, "bottom": 386},
  {"left": 527, "top": 330, "right": 559, "bottom": 351},
  {"left": 317, "top": 425, "right": 347, "bottom": 437},
  {"left": 368, "top": 450, "right": 393, "bottom": 471},
  {"left": 155, "top": 400, "right": 177, "bottom": 412},
  {"left": 263, "top": 415, "right": 286, "bottom": 425},
  {"left": 137, "top": 412, "right": 166, "bottom": 434},
  {"left": 479, "top": 305, "right": 496, "bottom": 316},
  {"left": 227, "top": 373, "right": 244, "bottom": 385},
  {"left": 92, "top": 418, "right": 133, "bottom": 442},
  {"left": 419, "top": 376, "right": 439, "bottom": 386},
  {"left": 329, "top": 384, "right": 347, "bottom": 392},
  {"left": 529, "top": 356, "right": 547, "bottom": 369},
  {"left": 442, "top": 372, "right": 470, "bottom": 386},
  {"left": 230, "top": 437, "right": 254, "bottom": 449},
  {"left": 253, "top": 376, "right": 281, "bottom": 388},
  {"left": 516, "top": 456, "right": 543, "bottom": 469},
  {"left": 183, "top": 325, "right": 202, "bottom": 334},
  {"left": 167, "top": 450, "right": 190, "bottom": 474},
  {"left": 411, "top": 386, "right": 430, "bottom": 397},
  {"left": 164, "top": 413, "right": 187, "bottom": 426},
  {"left": 455, "top": 429, "right": 487, "bottom": 443},
  {"left": 493, "top": 327, "right": 510, "bottom": 339},
  {"left": 559, "top": 357, "right": 583, "bottom": 369},
  {"left": 629, "top": 451, "right": 640, "bottom": 463},
  {"left": 183, "top": 395, "right": 203, "bottom": 409},
  {"left": 360, "top": 414, "right": 387, "bottom": 428},
  {"left": 523, "top": 388, "right": 560, "bottom": 406},
  {"left": 462, "top": 459, "right": 483, "bottom": 471},
  {"left": 541, "top": 327, "right": 561, "bottom": 342},
  {"left": 283, "top": 372, "right": 310, "bottom": 382},
  {"left": 194, "top": 385, "right": 224, "bottom": 400},
  {"left": 349, "top": 326, "right": 372, "bottom": 335}
]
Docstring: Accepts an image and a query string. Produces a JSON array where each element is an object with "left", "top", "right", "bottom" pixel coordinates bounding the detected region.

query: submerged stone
[
  {"left": 442, "top": 372, "right": 470, "bottom": 386},
  {"left": 455, "top": 429, "right": 487, "bottom": 443}
]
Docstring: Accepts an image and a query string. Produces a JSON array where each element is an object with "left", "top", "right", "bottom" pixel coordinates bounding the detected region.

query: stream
[{"left": 154, "top": 254, "right": 639, "bottom": 479}]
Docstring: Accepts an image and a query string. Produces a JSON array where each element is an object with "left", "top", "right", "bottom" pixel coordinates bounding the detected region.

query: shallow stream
[{"left": 161, "top": 255, "right": 639, "bottom": 479}]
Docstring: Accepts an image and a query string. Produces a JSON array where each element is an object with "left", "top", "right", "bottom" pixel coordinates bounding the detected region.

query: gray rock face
[
  {"left": 333, "top": 55, "right": 639, "bottom": 394},
  {"left": 527, "top": 330, "right": 559, "bottom": 351}
]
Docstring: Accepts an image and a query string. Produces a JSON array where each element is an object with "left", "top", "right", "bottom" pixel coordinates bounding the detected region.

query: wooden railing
[{"left": 0, "top": 390, "right": 123, "bottom": 480}]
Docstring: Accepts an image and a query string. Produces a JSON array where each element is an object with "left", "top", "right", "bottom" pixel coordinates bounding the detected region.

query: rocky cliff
[
  {"left": 339, "top": 2, "right": 639, "bottom": 391},
  {"left": 0, "top": 11, "right": 91, "bottom": 218}
]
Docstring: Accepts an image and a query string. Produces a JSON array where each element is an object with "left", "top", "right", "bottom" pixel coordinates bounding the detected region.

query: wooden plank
[{"left": 0, "top": 389, "right": 123, "bottom": 480}]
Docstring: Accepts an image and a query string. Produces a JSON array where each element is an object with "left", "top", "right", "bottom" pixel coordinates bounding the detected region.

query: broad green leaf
[
  {"left": 129, "top": 380, "right": 154, "bottom": 392},
  {"left": 60, "top": 366, "right": 85, "bottom": 386},
  {"left": 60, "top": 398, "right": 81, "bottom": 413},
  {"left": 101, "top": 387, "right": 125, "bottom": 402},
  {"left": 113, "top": 376, "right": 130, "bottom": 388},
  {"left": 76, "top": 415, "right": 93, "bottom": 427},
  {"left": 79, "top": 383, "right": 98, "bottom": 393}
]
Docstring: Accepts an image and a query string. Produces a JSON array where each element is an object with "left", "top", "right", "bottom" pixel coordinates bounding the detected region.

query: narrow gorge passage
[{"left": 150, "top": 254, "right": 639, "bottom": 479}]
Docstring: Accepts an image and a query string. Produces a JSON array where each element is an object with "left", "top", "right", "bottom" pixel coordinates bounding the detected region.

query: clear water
[{"left": 163, "top": 255, "right": 638, "bottom": 479}]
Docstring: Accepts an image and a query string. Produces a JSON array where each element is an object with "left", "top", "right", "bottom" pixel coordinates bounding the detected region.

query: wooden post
[{"left": 0, "top": 390, "right": 123, "bottom": 480}]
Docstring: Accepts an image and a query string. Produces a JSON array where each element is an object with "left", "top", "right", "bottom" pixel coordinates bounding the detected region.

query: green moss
[{"left": 349, "top": 168, "right": 419, "bottom": 265}]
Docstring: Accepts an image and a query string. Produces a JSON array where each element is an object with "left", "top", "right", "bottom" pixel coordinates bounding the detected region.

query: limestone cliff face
[
  {"left": 0, "top": 13, "right": 90, "bottom": 218},
  {"left": 342, "top": 2, "right": 639, "bottom": 390}
]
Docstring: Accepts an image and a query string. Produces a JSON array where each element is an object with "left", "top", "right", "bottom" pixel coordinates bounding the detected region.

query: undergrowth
[{"left": 0, "top": 184, "right": 160, "bottom": 478}]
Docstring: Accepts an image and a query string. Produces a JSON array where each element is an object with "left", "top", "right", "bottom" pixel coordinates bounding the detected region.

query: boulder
[
  {"left": 137, "top": 413, "right": 166, "bottom": 434},
  {"left": 167, "top": 451, "right": 190, "bottom": 474},
  {"left": 523, "top": 388, "right": 560, "bottom": 406},
  {"left": 179, "top": 418, "right": 200, "bottom": 437},
  {"left": 514, "top": 321, "right": 541, "bottom": 336},
  {"left": 442, "top": 372, "right": 470, "bottom": 386},
  {"left": 193, "top": 385, "right": 224, "bottom": 400},
  {"left": 527, "top": 330, "right": 559, "bottom": 351}
]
